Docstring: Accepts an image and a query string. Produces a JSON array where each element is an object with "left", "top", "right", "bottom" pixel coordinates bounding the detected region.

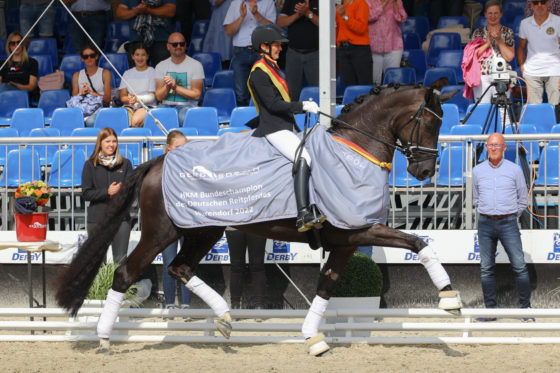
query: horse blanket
[{"left": 162, "top": 125, "right": 390, "bottom": 230}]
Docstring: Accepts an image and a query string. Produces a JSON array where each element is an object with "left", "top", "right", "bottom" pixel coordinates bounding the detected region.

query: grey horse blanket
[{"left": 162, "top": 125, "right": 390, "bottom": 230}]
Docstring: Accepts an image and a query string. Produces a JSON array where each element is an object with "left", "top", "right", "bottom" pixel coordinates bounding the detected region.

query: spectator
[
  {"left": 336, "top": 0, "right": 373, "bottom": 87},
  {"left": 161, "top": 130, "right": 192, "bottom": 316},
  {"left": 224, "top": 0, "right": 277, "bottom": 105},
  {"left": 82, "top": 127, "right": 133, "bottom": 265},
  {"left": 429, "top": 0, "right": 463, "bottom": 28},
  {"left": 277, "top": 0, "right": 319, "bottom": 101},
  {"left": 472, "top": 132, "right": 532, "bottom": 322},
  {"left": 402, "top": 0, "right": 425, "bottom": 17},
  {"left": 203, "top": 0, "right": 234, "bottom": 63},
  {"left": 63, "top": 0, "right": 111, "bottom": 53},
  {"left": 155, "top": 32, "right": 205, "bottom": 126},
  {"left": 19, "top": 0, "right": 55, "bottom": 40},
  {"left": 115, "top": 0, "right": 177, "bottom": 67},
  {"left": 518, "top": 0, "right": 560, "bottom": 105},
  {"left": 175, "top": 0, "right": 211, "bottom": 46},
  {"left": 0, "top": 31, "right": 38, "bottom": 101},
  {"left": 524, "top": 0, "right": 560, "bottom": 17},
  {"left": 225, "top": 228, "right": 267, "bottom": 309},
  {"left": 71, "top": 44, "right": 112, "bottom": 127},
  {"left": 470, "top": 0, "right": 515, "bottom": 103},
  {"left": 366, "top": 0, "right": 407, "bottom": 85},
  {"left": 119, "top": 42, "right": 157, "bottom": 127}
]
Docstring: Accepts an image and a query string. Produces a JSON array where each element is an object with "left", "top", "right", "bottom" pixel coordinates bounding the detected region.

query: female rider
[{"left": 247, "top": 24, "right": 325, "bottom": 232}]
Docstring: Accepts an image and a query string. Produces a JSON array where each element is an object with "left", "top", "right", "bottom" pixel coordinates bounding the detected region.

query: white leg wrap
[
  {"left": 301, "top": 295, "right": 329, "bottom": 339},
  {"left": 97, "top": 289, "right": 125, "bottom": 339},
  {"left": 418, "top": 246, "right": 451, "bottom": 290},
  {"left": 186, "top": 276, "right": 229, "bottom": 317}
]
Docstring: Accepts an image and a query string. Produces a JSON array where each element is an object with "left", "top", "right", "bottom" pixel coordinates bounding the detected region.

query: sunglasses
[
  {"left": 168, "top": 41, "right": 186, "bottom": 47},
  {"left": 8, "top": 40, "right": 22, "bottom": 46},
  {"left": 486, "top": 144, "right": 505, "bottom": 149},
  {"left": 532, "top": 0, "right": 548, "bottom": 5},
  {"left": 81, "top": 53, "right": 97, "bottom": 59}
]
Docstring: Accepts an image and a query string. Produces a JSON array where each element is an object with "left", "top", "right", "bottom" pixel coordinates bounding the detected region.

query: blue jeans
[
  {"left": 157, "top": 103, "right": 196, "bottom": 127},
  {"left": 478, "top": 214, "right": 531, "bottom": 309},
  {"left": 69, "top": 14, "right": 107, "bottom": 53},
  {"left": 231, "top": 46, "right": 259, "bottom": 106},
  {"left": 162, "top": 237, "right": 192, "bottom": 306},
  {"left": 19, "top": 4, "right": 55, "bottom": 37}
]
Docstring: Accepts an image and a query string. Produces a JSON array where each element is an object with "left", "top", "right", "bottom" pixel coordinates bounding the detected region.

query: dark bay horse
[{"left": 54, "top": 83, "right": 460, "bottom": 356}]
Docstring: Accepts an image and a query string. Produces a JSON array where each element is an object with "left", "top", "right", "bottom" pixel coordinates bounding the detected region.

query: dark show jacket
[
  {"left": 248, "top": 56, "right": 304, "bottom": 137},
  {"left": 82, "top": 158, "right": 133, "bottom": 223}
]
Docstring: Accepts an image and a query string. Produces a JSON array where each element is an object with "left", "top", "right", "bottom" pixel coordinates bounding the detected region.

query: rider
[{"left": 248, "top": 24, "right": 326, "bottom": 232}]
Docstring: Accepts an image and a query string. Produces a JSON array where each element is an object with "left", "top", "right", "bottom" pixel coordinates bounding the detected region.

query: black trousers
[
  {"left": 225, "top": 230, "right": 267, "bottom": 307},
  {"left": 337, "top": 43, "right": 373, "bottom": 87},
  {"left": 175, "top": 0, "right": 211, "bottom": 45}
]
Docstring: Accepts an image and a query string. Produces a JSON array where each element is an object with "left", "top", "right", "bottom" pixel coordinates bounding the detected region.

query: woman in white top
[
  {"left": 72, "top": 44, "right": 112, "bottom": 127},
  {"left": 119, "top": 42, "right": 157, "bottom": 127}
]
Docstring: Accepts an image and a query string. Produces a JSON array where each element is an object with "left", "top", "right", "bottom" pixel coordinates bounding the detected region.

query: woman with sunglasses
[
  {"left": 0, "top": 31, "right": 39, "bottom": 99},
  {"left": 119, "top": 42, "right": 156, "bottom": 127},
  {"left": 72, "top": 44, "right": 112, "bottom": 127}
]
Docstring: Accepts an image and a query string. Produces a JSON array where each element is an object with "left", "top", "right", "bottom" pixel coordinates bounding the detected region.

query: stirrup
[{"left": 297, "top": 205, "right": 326, "bottom": 232}]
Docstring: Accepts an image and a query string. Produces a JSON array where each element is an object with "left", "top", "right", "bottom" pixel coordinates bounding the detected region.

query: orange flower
[{"left": 34, "top": 189, "right": 42, "bottom": 197}]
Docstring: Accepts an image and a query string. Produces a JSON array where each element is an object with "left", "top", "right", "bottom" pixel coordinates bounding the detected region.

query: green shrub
[
  {"left": 325, "top": 251, "right": 383, "bottom": 297},
  {"left": 87, "top": 263, "right": 140, "bottom": 304}
]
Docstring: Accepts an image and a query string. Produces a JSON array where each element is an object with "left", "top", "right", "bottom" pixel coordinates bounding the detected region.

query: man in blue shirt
[{"left": 472, "top": 132, "right": 532, "bottom": 321}]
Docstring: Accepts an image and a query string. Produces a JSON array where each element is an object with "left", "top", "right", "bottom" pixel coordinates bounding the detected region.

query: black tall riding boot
[{"left": 294, "top": 158, "right": 326, "bottom": 232}]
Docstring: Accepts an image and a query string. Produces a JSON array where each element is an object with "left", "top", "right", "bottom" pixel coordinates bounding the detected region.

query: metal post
[
  {"left": 465, "top": 140, "right": 474, "bottom": 229},
  {"left": 318, "top": 0, "right": 336, "bottom": 127}
]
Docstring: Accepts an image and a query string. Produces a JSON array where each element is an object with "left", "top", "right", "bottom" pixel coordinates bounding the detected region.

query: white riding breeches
[{"left": 265, "top": 130, "right": 311, "bottom": 165}]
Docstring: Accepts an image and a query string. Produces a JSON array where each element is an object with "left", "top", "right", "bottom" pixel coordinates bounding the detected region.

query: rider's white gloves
[{"left": 302, "top": 101, "right": 319, "bottom": 114}]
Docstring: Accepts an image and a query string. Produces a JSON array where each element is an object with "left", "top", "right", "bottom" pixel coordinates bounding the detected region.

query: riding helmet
[{"left": 251, "top": 24, "right": 289, "bottom": 53}]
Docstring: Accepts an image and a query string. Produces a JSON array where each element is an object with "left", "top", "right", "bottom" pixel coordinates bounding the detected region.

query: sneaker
[
  {"left": 163, "top": 305, "right": 175, "bottom": 321},
  {"left": 180, "top": 304, "right": 193, "bottom": 322},
  {"left": 475, "top": 317, "right": 497, "bottom": 322}
]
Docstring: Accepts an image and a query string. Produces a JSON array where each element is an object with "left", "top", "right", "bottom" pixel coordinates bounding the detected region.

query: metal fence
[{"left": 0, "top": 133, "right": 558, "bottom": 231}]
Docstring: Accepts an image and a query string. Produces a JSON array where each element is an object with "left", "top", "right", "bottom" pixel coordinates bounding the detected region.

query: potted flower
[
  {"left": 324, "top": 251, "right": 383, "bottom": 337},
  {"left": 14, "top": 180, "right": 53, "bottom": 242}
]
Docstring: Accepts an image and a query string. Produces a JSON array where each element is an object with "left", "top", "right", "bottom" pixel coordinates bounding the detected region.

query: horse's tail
[{"left": 53, "top": 156, "right": 164, "bottom": 316}]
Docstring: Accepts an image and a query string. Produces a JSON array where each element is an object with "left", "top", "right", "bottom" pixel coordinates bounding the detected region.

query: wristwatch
[
  {"left": 343, "top": 15, "right": 349, "bottom": 21},
  {"left": 307, "top": 12, "right": 314, "bottom": 19}
]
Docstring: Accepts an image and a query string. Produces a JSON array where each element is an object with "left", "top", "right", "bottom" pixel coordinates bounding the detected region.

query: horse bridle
[{"left": 321, "top": 99, "right": 443, "bottom": 162}]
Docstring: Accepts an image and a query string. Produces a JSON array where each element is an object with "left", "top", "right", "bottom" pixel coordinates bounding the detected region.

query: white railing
[{"left": 1, "top": 307, "right": 560, "bottom": 344}]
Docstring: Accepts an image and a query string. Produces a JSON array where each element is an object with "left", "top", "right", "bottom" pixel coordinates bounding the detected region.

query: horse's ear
[
  {"left": 441, "top": 89, "right": 460, "bottom": 102},
  {"left": 429, "top": 77, "right": 449, "bottom": 91}
]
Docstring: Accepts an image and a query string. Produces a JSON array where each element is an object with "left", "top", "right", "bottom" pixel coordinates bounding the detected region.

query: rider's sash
[
  {"left": 248, "top": 56, "right": 290, "bottom": 114},
  {"left": 332, "top": 135, "right": 392, "bottom": 171}
]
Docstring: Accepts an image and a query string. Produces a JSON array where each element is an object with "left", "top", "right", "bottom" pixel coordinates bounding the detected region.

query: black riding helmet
[{"left": 251, "top": 24, "right": 289, "bottom": 54}]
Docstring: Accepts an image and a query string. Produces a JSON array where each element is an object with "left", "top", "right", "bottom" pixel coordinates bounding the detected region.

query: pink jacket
[{"left": 462, "top": 38, "right": 492, "bottom": 99}]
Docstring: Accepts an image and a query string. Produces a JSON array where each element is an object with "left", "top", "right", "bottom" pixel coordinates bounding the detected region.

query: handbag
[
  {"left": 37, "top": 70, "right": 64, "bottom": 92},
  {"left": 66, "top": 94, "right": 103, "bottom": 117}
]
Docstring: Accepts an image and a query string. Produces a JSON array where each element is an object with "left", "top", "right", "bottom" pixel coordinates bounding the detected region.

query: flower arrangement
[{"left": 15, "top": 180, "right": 52, "bottom": 206}]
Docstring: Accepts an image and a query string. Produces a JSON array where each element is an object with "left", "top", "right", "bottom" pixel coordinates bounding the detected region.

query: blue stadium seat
[
  {"left": 436, "top": 16, "right": 469, "bottom": 29},
  {"left": 342, "top": 85, "right": 374, "bottom": 105},
  {"left": 10, "top": 108, "right": 44, "bottom": 136},
  {"left": 389, "top": 150, "right": 427, "bottom": 186},
  {"left": 106, "top": 21, "right": 131, "bottom": 41},
  {"left": 441, "top": 103, "right": 460, "bottom": 133},
  {"left": 336, "top": 104, "right": 344, "bottom": 116},
  {"left": 93, "top": 108, "right": 130, "bottom": 134},
  {"left": 502, "top": 1, "right": 526, "bottom": 25},
  {"left": 535, "top": 145, "right": 560, "bottom": 186},
  {"left": 202, "top": 88, "right": 237, "bottom": 124},
  {"left": 48, "top": 149, "right": 87, "bottom": 187},
  {"left": 212, "top": 70, "right": 234, "bottom": 88},
  {"left": 229, "top": 106, "right": 257, "bottom": 127},
  {"left": 29, "top": 54, "right": 53, "bottom": 77},
  {"left": 450, "top": 124, "right": 483, "bottom": 136},
  {"left": 295, "top": 113, "right": 318, "bottom": 129},
  {"left": 436, "top": 49, "right": 464, "bottom": 83},
  {"left": 0, "top": 128, "right": 19, "bottom": 166},
  {"left": 104, "top": 38, "right": 124, "bottom": 53},
  {"left": 120, "top": 127, "right": 152, "bottom": 166},
  {"left": 59, "top": 54, "right": 84, "bottom": 85},
  {"left": 38, "top": 90, "right": 71, "bottom": 125},
  {"left": 183, "top": 107, "right": 219, "bottom": 135},
  {"left": 99, "top": 53, "right": 129, "bottom": 87},
  {"left": 401, "top": 16, "right": 430, "bottom": 42},
  {"left": 382, "top": 67, "right": 416, "bottom": 85},
  {"left": 520, "top": 104, "right": 556, "bottom": 133},
  {"left": 51, "top": 108, "right": 84, "bottom": 136},
  {"left": 28, "top": 38, "right": 58, "bottom": 67},
  {"left": 188, "top": 37, "right": 204, "bottom": 55},
  {"left": 463, "top": 103, "right": 502, "bottom": 126},
  {"left": 171, "top": 127, "right": 199, "bottom": 136},
  {"left": 402, "top": 32, "right": 421, "bottom": 50},
  {"left": 70, "top": 127, "right": 101, "bottom": 158},
  {"left": 402, "top": 49, "right": 427, "bottom": 82},
  {"left": 423, "top": 67, "right": 457, "bottom": 86},
  {"left": 193, "top": 52, "right": 222, "bottom": 87},
  {"left": 0, "top": 148, "right": 42, "bottom": 187},
  {"left": 144, "top": 108, "right": 180, "bottom": 136},
  {"left": 61, "top": 36, "right": 76, "bottom": 55},
  {"left": 441, "top": 85, "right": 469, "bottom": 117},
  {"left": 299, "top": 86, "right": 320, "bottom": 102},
  {"left": 476, "top": 16, "right": 488, "bottom": 29},
  {"left": 427, "top": 33, "right": 462, "bottom": 66},
  {"left": 436, "top": 146, "right": 465, "bottom": 186},
  {"left": 0, "top": 90, "right": 29, "bottom": 125},
  {"left": 29, "top": 127, "right": 61, "bottom": 166},
  {"left": 218, "top": 127, "right": 250, "bottom": 135},
  {"left": 191, "top": 19, "right": 210, "bottom": 39}
]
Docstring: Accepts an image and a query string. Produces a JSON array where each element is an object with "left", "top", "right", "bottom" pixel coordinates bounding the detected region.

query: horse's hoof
[
  {"left": 305, "top": 333, "right": 330, "bottom": 357},
  {"left": 216, "top": 312, "right": 232, "bottom": 339},
  {"left": 438, "top": 290, "right": 462, "bottom": 315},
  {"left": 96, "top": 338, "right": 112, "bottom": 355}
]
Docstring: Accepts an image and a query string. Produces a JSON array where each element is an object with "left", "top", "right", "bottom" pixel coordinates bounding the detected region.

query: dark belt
[
  {"left": 72, "top": 10, "right": 106, "bottom": 17},
  {"left": 234, "top": 46, "right": 254, "bottom": 50},
  {"left": 480, "top": 213, "right": 516, "bottom": 220},
  {"left": 290, "top": 47, "right": 318, "bottom": 54}
]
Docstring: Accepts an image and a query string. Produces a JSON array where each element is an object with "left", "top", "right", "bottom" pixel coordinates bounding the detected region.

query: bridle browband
[{"left": 322, "top": 99, "right": 442, "bottom": 162}]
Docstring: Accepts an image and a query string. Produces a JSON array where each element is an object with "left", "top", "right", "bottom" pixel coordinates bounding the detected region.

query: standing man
[
  {"left": 277, "top": 0, "right": 319, "bottom": 101},
  {"left": 518, "top": 0, "right": 560, "bottom": 105},
  {"left": 155, "top": 32, "right": 205, "bottom": 126},
  {"left": 472, "top": 133, "right": 532, "bottom": 322},
  {"left": 63, "top": 0, "right": 111, "bottom": 53},
  {"left": 224, "top": 0, "right": 277, "bottom": 106}
]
